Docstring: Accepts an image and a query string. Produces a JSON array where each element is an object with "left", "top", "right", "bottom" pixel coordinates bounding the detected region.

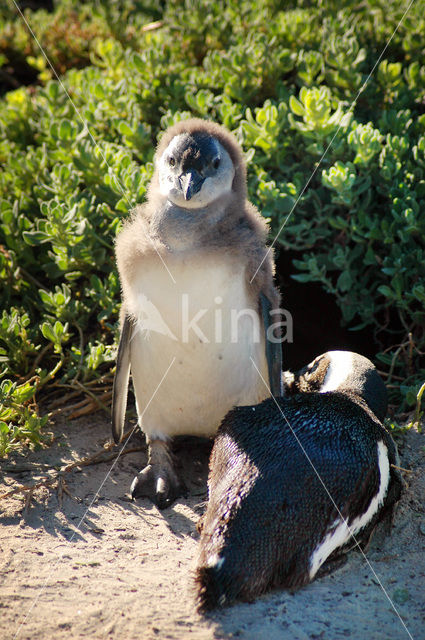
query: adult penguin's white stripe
[
  {"left": 320, "top": 350, "right": 353, "bottom": 392},
  {"left": 309, "top": 441, "right": 390, "bottom": 578}
]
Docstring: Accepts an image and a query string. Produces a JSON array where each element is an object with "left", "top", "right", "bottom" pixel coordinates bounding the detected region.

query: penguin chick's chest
[{"left": 127, "top": 254, "right": 269, "bottom": 438}]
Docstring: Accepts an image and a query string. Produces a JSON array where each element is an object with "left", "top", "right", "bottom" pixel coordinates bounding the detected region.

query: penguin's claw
[{"left": 130, "top": 464, "right": 186, "bottom": 509}]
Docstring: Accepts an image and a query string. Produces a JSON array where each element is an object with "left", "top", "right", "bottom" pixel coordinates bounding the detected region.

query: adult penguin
[{"left": 196, "top": 352, "right": 402, "bottom": 610}]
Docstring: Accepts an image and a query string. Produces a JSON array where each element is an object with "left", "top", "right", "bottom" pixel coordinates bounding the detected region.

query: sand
[{"left": 0, "top": 413, "right": 424, "bottom": 640}]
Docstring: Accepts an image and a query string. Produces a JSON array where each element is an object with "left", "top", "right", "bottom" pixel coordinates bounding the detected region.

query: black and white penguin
[
  {"left": 196, "top": 352, "right": 401, "bottom": 610},
  {"left": 112, "top": 118, "right": 282, "bottom": 508}
]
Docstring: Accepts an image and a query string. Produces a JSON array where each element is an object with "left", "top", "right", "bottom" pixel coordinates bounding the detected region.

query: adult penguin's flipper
[
  {"left": 112, "top": 315, "right": 132, "bottom": 443},
  {"left": 260, "top": 292, "right": 283, "bottom": 398}
]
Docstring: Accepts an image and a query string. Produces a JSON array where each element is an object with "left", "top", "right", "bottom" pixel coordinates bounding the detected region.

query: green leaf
[
  {"left": 41, "top": 322, "right": 56, "bottom": 344},
  {"left": 22, "top": 231, "right": 50, "bottom": 246},
  {"left": 289, "top": 95, "right": 304, "bottom": 116}
]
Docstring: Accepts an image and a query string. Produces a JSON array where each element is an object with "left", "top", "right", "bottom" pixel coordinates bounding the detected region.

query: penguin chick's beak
[{"left": 179, "top": 170, "right": 204, "bottom": 201}]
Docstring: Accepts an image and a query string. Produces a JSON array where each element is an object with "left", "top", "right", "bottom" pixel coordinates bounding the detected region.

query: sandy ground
[{"left": 0, "top": 412, "right": 424, "bottom": 640}]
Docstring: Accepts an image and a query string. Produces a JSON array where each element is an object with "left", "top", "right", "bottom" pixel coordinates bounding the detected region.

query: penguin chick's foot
[{"left": 130, "top": 439, "right": 186, "bottom": 509}]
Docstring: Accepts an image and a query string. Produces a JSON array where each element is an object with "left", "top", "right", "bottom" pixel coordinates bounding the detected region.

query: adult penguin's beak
[{"left": 179, "top": 170, "right": 205, "bottom": 201}]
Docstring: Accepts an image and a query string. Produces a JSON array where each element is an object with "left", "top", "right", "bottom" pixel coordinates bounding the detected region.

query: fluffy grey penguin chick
[
  {"left": 196, "top": 352, "right": 401, "bottom": 610},
  {"left": 112, "top": 118, "right": 282, "bottom": 509}
]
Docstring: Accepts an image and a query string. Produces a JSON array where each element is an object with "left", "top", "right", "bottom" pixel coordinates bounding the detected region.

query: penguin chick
[
  {"left": 112, "top": 118, "right": 282, "bottom": 509},
  {"left": 283, "top": 350, "right": 388, "bottom": 421},
  {"left": 196, "top": 365, "right": 401, "bottom": 610}
]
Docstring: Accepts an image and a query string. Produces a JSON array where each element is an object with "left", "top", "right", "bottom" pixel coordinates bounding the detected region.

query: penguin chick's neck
[{"left": 149, "top": 195, "right": 232, "bottom": 253}]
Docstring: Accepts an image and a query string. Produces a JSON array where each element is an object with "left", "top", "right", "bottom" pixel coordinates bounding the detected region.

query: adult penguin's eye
[
  {"left": 169, "top": 157, "right": 176, "bottom": 167},
  {"left": 213, "top": 157, "right": 220, "bottom": 170}
]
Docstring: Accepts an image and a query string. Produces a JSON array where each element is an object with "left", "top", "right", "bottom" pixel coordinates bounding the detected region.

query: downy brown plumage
[{"left": 112, "top": 118, "right": 282, "bottom": 508}]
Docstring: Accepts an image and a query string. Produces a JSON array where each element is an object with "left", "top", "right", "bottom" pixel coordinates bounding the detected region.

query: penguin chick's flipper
[
  {"left": 130, "top": 439, "right": 187, "bottom": 510},
  {"left": 111, "top": 314, "right": 132, "bottom": 444},
  {"left": 260, "top": 292, "right": 282, "bottom": 397}
]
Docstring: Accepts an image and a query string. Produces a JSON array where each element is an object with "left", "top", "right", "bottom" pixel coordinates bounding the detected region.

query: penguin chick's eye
[
  {"left": 213, "top": 157, "right": 220, "bottom": 170},
  {"left": 168, "top": 156, "right": 176, "bottom": 167}
]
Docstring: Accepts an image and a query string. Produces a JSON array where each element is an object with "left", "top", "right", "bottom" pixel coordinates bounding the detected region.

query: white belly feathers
[{"left": 127, "top": 254, "right": 269, "bottom": 439}]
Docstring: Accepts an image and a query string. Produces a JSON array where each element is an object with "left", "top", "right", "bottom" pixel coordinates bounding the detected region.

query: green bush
[{"left": 1, "top": 0, "right": 424, "bottom": 454}]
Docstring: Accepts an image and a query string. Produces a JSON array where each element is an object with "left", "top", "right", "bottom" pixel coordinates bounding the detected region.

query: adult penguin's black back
[{"left": 195, "top": 391, "right": 402, "bottom": 611}]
